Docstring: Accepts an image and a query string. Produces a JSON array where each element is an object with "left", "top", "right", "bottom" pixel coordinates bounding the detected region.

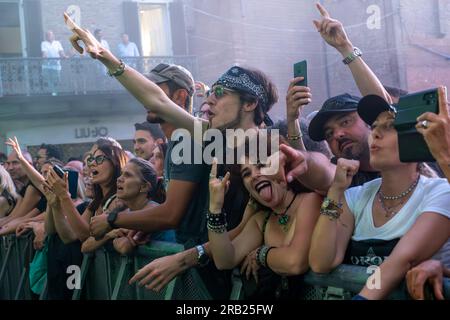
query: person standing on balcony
[
  {"left": 41, "top": 30, "right": 67, "bottom": 96},
  {"left": 94, "top": 29, "right": 110, "bottom": 51},
  {"left": 117, "top": 33, "right": 140, "bottom": 57},
  {"left": 117, "top": 33, "right": 140, "bottom": 69}
]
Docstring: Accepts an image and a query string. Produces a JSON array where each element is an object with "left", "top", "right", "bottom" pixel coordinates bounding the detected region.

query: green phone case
[
  {"left": 293, "top": 60, "right": 307, "bottom": 87},
  {"left": 394, "top": 88, "right": 438, "bottom": 163}
]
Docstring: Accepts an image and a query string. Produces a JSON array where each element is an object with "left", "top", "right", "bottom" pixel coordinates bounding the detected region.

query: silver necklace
[{"left": 379, "top": 176, "right": 420, "bottom": 201}]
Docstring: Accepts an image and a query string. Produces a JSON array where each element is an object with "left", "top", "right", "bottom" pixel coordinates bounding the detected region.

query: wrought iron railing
[{"left": 0, "top": 56, "right": 197, "bottom": 97}]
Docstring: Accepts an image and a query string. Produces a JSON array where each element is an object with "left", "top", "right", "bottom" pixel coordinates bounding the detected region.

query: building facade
[{"left": 1, "top": 0, "right": 449, "bottom": 158}]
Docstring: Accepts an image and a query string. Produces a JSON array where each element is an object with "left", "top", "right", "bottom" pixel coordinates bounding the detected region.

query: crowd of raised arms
[{"left": 0, "top": 3, "right": 449, "bottom": 300}]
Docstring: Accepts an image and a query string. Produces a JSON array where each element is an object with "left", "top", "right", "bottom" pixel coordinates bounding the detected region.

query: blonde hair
[{"left": 0, "top": 165, "right": 19, "bottom": 201}]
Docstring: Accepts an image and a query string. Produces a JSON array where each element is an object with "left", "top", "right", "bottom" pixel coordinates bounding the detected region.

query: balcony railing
[{"left": 0, "top": 56, "right": 197, "bottom": 97}]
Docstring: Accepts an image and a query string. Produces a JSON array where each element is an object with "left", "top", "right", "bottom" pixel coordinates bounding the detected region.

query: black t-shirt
[
  {"left": 343, "top": 238, "right": 400, "bottom": 267},
  {"left": 164, "top": 135, "right": 210, "bottom": 248},
  {"left": 46, "top": 201, "right": 89, "bottom": 300}
]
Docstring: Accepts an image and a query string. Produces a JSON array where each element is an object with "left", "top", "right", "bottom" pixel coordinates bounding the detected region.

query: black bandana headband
[{"left": 213, "top": 66, "right": 269, "bottom": 109}]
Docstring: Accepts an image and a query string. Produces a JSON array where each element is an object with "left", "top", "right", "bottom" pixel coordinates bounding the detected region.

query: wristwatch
[
  {"left": 342, "top": 47, "right": 362, "bottom": 65},
  {"left": 107, "top": 210, "right": 119, "bottom": 229},
  {"left": 195, "top": 245, "right": 210, "bottom": 267}
]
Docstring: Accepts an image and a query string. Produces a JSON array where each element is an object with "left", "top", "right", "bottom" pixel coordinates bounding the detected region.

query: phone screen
[{"left": 293, "top": 60, "right": 308, "bottom": 87}]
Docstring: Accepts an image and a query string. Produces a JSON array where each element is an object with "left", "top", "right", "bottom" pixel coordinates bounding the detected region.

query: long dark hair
[
  {"left": 88, "top": 137, "right": 127, "bottom": 212},
  {"left": 129, "top": 157, "right": 165, "bottom": 203},
  {"left": 230, "top": 131, "right": 311, "bottom": 210}
]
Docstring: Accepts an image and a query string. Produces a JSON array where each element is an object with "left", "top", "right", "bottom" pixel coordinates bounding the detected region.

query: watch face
[
  {"left": 198, "top": 254, "right": 209, "bottom": 266},
  {"left": 354, "top": 48, "right": 362, "bottom": 55}
]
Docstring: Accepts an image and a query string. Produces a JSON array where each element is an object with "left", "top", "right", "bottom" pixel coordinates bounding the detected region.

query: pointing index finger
[
  {"left": 210, "top": 158, "right": 218, "bottom": 180},
  {"left": 64, "top": 12, "right": 79, "bottom": 31},
  {"left": 438, "top": 86, "right": 449, "bottom": 117},
  {"left": 316, "top": 2, "right": 330, "bottom": 18}
]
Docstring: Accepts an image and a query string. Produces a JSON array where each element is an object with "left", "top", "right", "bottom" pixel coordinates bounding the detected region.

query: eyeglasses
[
  {"left": 86, "top": 154, "right": 110, "bottom": 166},
  {"left": 206, "top": 85, "right": 237, "bottom": 99}
]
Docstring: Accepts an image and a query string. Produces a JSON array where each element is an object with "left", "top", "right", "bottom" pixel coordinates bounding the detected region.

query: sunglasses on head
[
  {"left": 86, "top": 154, "right": 110, "bottom": 166},
  {"left": 206, "top": 85, "right": 237, "bottom": 99}
]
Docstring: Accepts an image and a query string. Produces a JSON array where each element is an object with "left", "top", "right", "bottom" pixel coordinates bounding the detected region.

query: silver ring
[{"left": 420, "top": 120, "right": 429, "bottom": 129}]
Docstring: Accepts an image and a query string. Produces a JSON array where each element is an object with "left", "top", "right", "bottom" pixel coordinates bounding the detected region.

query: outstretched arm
[
  {"left": 313, "top": 3, "right": 392, "bottom": 103},
  {"left": 6, "top": 137, "right": 46, "bottom": 194},
  {"left": 64, "top": 13, "right": 205, "bottom": 136}
]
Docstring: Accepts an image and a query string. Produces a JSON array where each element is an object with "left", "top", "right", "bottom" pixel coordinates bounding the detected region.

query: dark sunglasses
[
  {"left": 206, "top": 85, "right": 237, "bottom": 99},
  {"left": 86, "top": 154, "right": 110, "bottom": 166}
]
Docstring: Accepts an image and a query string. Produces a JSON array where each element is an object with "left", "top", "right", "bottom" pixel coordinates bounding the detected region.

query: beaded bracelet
[
  {"left": 256, "top": 245, "right": 274, "bottom": 267},
  {"left": 320, "top": 208, "right": 341, "bottom": 221},
  {"left": 107, "top": 60, "right": 126, "bottom": 77},
  {"left": 207, "top": 209, "right": 228, "bottom": 233},
  {"left": 206, "top": 210, "right": 227, "bottom": 226}
]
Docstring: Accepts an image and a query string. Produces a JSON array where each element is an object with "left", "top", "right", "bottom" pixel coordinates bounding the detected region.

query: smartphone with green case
[
  {"left": 293, "top": 60, "right": 307, "bottom": 87},
  {"left": 394, "top": 88, "right": 439, "bottom": 162}
]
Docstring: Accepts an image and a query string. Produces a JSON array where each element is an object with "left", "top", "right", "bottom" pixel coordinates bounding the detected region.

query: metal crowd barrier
[
  {"left": 0, "top": 233, "right": 35, "bottom": 300},
  {"left": 1, "top": 234, "right": 450, "bottom": 300}
]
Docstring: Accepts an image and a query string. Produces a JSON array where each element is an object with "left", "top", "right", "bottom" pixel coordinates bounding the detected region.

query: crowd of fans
[{"left": 1, "top": 4, "right": 449, "bottom": 300}]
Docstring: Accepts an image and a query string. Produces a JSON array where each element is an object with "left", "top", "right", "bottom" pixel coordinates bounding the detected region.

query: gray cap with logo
[{"left": 146, "top": 63, "right": 195, "bottom": 96}]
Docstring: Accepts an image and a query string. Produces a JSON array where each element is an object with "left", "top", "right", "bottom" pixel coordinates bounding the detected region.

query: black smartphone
[
  {"left": 293, "top": 60, "right": 307, "bottom": 87},
  {"left": 394, "top": 88, "right": 439, "bottom": 163},
  {"left": 53, "top": 165, "right": 65, "bottom": 178},
  {"left": 66, "top": 170, "right": 79, "bottom": 199},
  {"left": 53, "top": 165, "right": 78, "bottom": 199}
]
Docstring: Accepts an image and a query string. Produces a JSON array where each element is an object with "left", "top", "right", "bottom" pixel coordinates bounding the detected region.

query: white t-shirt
[
  {"left": 345, "top": 176, "right": 450, "bottom": 242},
  {"left": 41, "top": 40, "right": 64, "bottom": 70},
  {"left": 117, "top": 42, "right": 140, "bottom": 57}
]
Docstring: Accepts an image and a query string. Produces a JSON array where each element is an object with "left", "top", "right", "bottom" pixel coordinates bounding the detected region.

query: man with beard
[
  {"left": 91, "top": 63, "right": 210, "bottom": 247},
  {"left": 308, "top": 93, "right": 380, "bottom": 187},
  {"left": 285, "top": 3, "right": 393, "bottom": 188}
]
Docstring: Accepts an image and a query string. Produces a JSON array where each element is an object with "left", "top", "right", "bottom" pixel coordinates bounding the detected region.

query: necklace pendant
[{"left": 278, "top": 214, "right": 289, "bottom": 226}]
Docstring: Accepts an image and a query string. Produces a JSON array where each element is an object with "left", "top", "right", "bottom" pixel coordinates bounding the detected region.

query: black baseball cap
[
  {"left": 357, "top": 95, "right": 397, "bottom": 126},
  {"left": 308, "top": 93, "right": 361, "bottom": 141}
]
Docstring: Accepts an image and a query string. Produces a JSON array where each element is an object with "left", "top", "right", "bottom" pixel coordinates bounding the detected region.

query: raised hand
[
  {"left": 279, "top": 144, "right": 309, "bottom": 183},
  {"left": 64, "top": 12, "right": 104, "bottom": 59},
  {"left": 286, "top": 78, "right": 312, "bottom": 121},
  {"left": 208, "top": 158, "right": 230, "bottom": 213},
  {"left": 5, "top": 137, "right": 24, "bottom": 161},
  {"left": 46, "top": 168, "right": 69, "bottom": 199},
  {"left": 313, "top": 3, "right": 353, "bottom": 53},
  {"left": 331, "top": 158, "right": 359, "bottom": 191},
  {"left": 195, "top": 81, "right": 210, "bottom": 98},
  {"left": 41, "top": 183, "right": 59, "bottom": 208},
  {"left": 416, "top": 86, "right": 450, "bottom": 167}
]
